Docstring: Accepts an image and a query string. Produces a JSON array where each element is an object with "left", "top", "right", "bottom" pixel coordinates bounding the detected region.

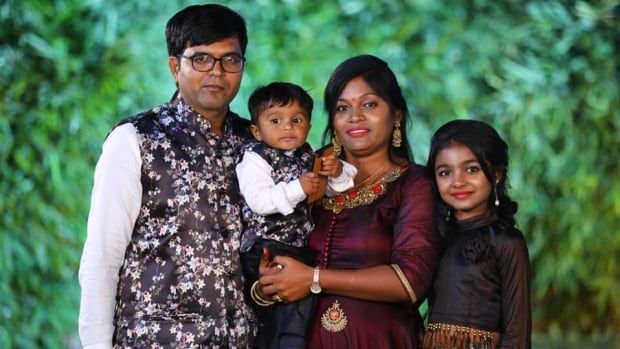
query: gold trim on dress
[
  {"left": 390, "top": 264, "right": 417, "bottom": 304},
  {"left": 422, "top": 322, "right": 501, "bottom": 349},
  {"left": 321, "top": 300, "right": 348, "bottom": 333},
  {"left": 319, "top": 167, "right": 405, "bottom": 213}
]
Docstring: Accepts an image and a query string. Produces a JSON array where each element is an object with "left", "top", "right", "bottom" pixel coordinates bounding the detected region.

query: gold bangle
[
  {"left": 390, "top": 264, "right": 417, "bottom": 304},
  {"left": 250, "top": 280, "right": 274, "bottom": 306}
]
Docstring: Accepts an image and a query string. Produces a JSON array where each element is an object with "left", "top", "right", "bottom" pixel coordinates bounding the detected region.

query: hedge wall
[{"left": 1, "top": 0, "right": 618, "bottom": 347}]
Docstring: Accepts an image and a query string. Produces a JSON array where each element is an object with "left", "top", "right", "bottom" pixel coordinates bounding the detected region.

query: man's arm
[{"left": 78, "top": 124, "right": 142, "bottom": 349}]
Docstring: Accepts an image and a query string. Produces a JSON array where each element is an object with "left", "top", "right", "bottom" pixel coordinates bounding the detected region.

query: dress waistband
[{"left": 422, "top": 322, "right": 501, "bottom": 349}]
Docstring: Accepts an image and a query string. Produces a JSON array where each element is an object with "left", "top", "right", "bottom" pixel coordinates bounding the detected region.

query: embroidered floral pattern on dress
[
  {"left": 463, "top": 235, "right": 491, "bottom": 264},
  {"left": 112, "top": 98, "right": 256, "bottom": 348},
  {"left": 319, "top": 167, "right": 405, "bottom": 214},
  {"left": 240, "top": 142, "right": 315, "bottom": 252}
]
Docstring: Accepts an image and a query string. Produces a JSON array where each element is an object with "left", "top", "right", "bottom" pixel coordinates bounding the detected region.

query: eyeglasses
[{"left": 179, "top": 53, "right": 245, "bottom": 73}]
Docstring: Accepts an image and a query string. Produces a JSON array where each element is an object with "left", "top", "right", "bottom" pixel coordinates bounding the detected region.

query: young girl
[{"left": 423, "top": 119, "right": 531, "bottom": 348}]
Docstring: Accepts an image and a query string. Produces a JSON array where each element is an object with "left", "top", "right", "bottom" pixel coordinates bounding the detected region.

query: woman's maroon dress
[{"left": 306, "top": 164, "right": 440, "bottom": 349}]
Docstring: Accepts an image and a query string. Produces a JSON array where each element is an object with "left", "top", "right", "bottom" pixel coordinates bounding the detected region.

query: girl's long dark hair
[{"left": 426, "top": 119, "right": 518, "bottom": 233}]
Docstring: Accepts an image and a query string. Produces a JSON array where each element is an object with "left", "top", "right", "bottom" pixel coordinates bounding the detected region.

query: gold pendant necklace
[{"left": 321, "top": 300, "right": 348, "bottom": 333}]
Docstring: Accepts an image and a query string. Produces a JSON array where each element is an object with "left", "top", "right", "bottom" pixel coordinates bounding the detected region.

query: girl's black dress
[{"left": 423, "top": 213, "right": 531, "bottom": 349}]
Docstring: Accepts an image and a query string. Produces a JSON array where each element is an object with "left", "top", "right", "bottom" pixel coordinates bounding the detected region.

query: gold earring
[
  {"left": 392, "top": 121, "right": 402, "bottom": 148},
  {"left": 332, "top": 135, "right": 342, "bottom": 156}
]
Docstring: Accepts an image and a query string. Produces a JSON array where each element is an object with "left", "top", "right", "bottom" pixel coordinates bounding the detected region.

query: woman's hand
[{"left": 258, "top": 253, "right": 314, "bottom": 303}]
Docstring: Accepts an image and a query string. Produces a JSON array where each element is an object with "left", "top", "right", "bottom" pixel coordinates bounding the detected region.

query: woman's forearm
[
  {"left": 318, "top": 265, "right": 410, "bottom": 302},
  {"left": 260, "top": 256, "right": 413, "bottom": 304}
]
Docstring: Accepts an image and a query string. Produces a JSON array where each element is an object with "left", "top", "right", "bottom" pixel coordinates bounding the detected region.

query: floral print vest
[
  {"left": 112, "top": 98, "right": 256, "bottom": 348},
  {"left": 240, "top": 142, "right": 315, "bottom": 253}
]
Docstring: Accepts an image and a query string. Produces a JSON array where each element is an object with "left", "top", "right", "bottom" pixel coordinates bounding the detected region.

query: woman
[
  {"left": 255, "top": 55, "right": 441, "bottom": 348},
  {"left": 422, "top": 120, "right": 531, "bottom": 348}
]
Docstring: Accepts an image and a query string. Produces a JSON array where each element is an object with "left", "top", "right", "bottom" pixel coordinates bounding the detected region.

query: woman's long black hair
[{"left": 426, "top": 119, "right": 518, "bottom": 233}]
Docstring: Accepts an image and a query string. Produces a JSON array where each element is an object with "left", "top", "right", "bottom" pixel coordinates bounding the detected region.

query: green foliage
[
  {"left": 1, "top": 0, "right": 618, "bottom": 347},
  {"left": 493, "top": 2, "right": 620, "bottom": 336},
  {"left": 0, "top": 0, "right": 181, "bottom": 347}
]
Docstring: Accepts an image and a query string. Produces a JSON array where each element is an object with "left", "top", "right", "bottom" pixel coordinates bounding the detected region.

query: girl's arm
[{"left": 497, "top": 230, "right": 532, "bottom": 348}]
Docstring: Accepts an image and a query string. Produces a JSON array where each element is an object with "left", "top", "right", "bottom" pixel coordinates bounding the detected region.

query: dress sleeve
[
  {"left": 497, "top": 230, "right": 532, "bottom": 348},
  {"left": 390, "top": 168, "right": 441, "bottom": 303},
  {"left": 78, "top": 123, "right": 142, "bottom": 348},
  {"left": 235, "top": 151, "right": 306, "bottom": 216}
]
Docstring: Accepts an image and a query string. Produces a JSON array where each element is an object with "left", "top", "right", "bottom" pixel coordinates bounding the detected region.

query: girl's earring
[
  {"left": 494, "top": 186, "right": 500, "bottom": 207},
  {"left": 392, "top": 121, "right": 402, "bottom": 148},
  {"left": 445, "top": 208, "right": 451, "bottom": 221},
  {"left": 332, "top": 135, "right": 342, "bottom": 156}
]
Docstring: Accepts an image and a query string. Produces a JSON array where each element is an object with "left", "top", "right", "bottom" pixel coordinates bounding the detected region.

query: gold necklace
[
  {"left": 319, "top": 166, "right": 406, "bottom": 214},
  {"left": 352, "top": 164, "right": 397, "bottom": 189},
  {"left": 354, "top": 168, "right": 385, "bottom": 188}
]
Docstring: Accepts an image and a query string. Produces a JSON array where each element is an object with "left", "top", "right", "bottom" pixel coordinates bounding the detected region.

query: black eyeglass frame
[{"left": 178, "top": 53, "right": 246, "bottom": 73}]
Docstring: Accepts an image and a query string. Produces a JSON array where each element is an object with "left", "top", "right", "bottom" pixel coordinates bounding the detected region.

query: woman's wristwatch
[{"left": 310, "top": 267, "right": 322, "bottom": 294}]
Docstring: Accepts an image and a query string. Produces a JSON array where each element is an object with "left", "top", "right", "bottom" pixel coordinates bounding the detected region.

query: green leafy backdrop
[{"left": 1, "top": 0, "right": 618, "bottom": 347}]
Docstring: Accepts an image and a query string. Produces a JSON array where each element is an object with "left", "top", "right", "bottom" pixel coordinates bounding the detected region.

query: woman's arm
[
  {"left": 260, "top": 258, "right": 408, "bottom": 302},
  {"left": 389, "top": 171, "right": 441, "bottom": 303}
]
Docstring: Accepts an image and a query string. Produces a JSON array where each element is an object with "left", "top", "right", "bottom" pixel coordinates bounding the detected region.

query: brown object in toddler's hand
[{"left": 307, "top": 146, "right": 334, "bottom": 203}]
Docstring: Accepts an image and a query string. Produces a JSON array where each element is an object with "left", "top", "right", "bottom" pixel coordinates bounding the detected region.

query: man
[{"left": 78, "top": 4, "right": 256, "bottom": 348}]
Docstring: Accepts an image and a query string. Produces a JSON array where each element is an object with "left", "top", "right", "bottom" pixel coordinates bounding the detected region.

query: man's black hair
[{"left": 166, "top": 4, "right": 247, "bottom": 57}]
